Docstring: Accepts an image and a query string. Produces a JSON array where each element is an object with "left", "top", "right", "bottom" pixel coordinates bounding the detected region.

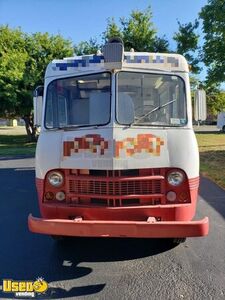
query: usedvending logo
[{"left": 1, "top": 277, "right": 48, "bottom": 298}]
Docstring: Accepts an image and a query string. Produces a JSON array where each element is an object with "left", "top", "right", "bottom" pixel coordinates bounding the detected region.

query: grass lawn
[
  {"left": 0, "top": 127, "right": 36, "bottom": 156},
  {"left": 196, "top": 133, "right": 225, "bottom": 189}
]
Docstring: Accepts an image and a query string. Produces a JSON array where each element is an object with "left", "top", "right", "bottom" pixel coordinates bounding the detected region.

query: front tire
[
  {"left": 51, "top": 235, "right": 66, "bottom": 242},
  {"left": 172, "top": 238, "right": 186, "bottom": 245}
]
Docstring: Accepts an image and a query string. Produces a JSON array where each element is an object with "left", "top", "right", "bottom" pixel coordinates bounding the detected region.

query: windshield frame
[
  {"left": 44, "top": 71, "right": 112, "bottom": 130},
  {"left": 115, "top": 70, "right": 187, "bottom": 127}
]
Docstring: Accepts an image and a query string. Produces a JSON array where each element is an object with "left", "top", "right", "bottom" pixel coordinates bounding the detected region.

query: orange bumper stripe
[{"left": 28, "top": 214, "right": 209, "bottom": 238}]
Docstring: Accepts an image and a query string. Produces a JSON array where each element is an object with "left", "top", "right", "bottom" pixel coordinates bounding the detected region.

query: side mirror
[
  {"left": 194, "top": 89, "right": 207, "bottom": 122},
  {"left": 33, "top": 86, "right": 44, "bottom": 127}
]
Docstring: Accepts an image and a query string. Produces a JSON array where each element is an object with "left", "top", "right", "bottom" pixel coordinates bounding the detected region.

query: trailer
[{"left": 29, "top": 39, "right": 209, "bottom": 243}]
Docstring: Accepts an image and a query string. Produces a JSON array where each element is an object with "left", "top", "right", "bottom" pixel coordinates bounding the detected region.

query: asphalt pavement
[{"left": 0, "top": 157, "right": 225, "bottom": 300}]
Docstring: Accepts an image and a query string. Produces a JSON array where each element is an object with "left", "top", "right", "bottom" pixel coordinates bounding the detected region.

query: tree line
[{"left": 0, "top": 0, "right": 224, "bottom": 138}]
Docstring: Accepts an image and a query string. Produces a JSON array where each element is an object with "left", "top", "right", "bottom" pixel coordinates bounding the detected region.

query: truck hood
[
  {"left": 36, "top": 127, "right": 199, "bottom": 179},
  {"left": 60, "top": 127, "right": 169, "bottom": 170}
]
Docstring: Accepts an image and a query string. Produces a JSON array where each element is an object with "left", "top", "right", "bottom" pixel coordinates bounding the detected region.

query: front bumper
[{"left": 28, "top": 214, "right": 209, "bottom": 238}]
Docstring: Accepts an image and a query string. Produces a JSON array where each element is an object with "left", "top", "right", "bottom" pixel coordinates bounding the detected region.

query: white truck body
[
  {"left": 29, "top": 40, "right": 208, "bottom": 239},
  {"left": 217, "top": 112, "right": 225, "bottom": 131}
]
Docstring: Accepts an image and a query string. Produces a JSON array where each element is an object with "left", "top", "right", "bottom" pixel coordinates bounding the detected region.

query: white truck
[
  {"left": 217, "top": 112, "right": 225, "bottom": 132},
  {"left": 29, "top": 38, "right": 209, "bottom": 243}
]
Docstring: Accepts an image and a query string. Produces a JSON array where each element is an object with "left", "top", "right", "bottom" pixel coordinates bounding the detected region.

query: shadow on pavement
[
  {"left": 0, "top": 167, "right": 175, "bottom": 299},
  {"left": 199, "top": 176, "right": 225, "bottom": 219}
]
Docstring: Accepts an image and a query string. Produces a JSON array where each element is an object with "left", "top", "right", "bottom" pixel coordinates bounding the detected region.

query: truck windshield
[
  {"left": 117, "top": 72, "right": 187, "bottom": 126},
  {"left": 45, "top": 72, "right": 111, "bottom": 129}
]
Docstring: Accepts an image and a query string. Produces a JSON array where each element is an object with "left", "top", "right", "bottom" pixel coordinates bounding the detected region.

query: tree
[
  {"left": 205, "top": 86, "right": 225, "bottom": 115},
  {"left": 102, "top": 7, "right": 169, "bottom": 53},
  {"left": 0, "top": 26, "right": 74, "bottom": 140},
  {"left": 152, "top": 36, "right": 170, "bottom": 52},
  {"left": 75, "top": 7, "right": 170, "bottom": 56},
  {"left": 0, "top": 26, "right": 28, "bottom": 117},
  {"left": 173, "top": 20, "right": 200, "bottom": 74},
  {"left": 120, "top": 8, "right": 156, "bottom": 52},
  {"left": 74, "top": 38, "right": 100, "bottom": 56},
  {"left": 103, "top": 18, "right": 123, "bottom": 43},
  {"left": 200, "top": 0, "right": 225, "bottom": 86},
  {"left": 24, "top": 32, "right": 74, "bottom": 90}
]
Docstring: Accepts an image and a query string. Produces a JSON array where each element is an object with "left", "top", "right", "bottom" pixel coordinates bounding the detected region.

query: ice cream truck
[{"left": 29, "top": 38, "right": 209, "bottom": 243}]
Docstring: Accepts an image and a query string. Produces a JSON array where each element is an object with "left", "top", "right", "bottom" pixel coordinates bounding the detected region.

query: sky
[{"left": 0, "top": 0, "right": 208, "bottom": 78}]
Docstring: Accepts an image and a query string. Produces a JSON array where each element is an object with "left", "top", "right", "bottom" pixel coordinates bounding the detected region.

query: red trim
[
  {"left": 189, "top": 177, "right": 200, "bottom": 190},
  {"left": 28, "top": 214, "right": 209, "bottom": 238},
  {"left": 31, "top": 173, "right": 208, "bottom": 237},
  {"left": 42, "top": 168, "right": 167, "bottom": 206},
  {"left": 36, "top": 178, "right": 44, "bottom": 201},
  {"left": 34, "top": 173, "right": 201, "bottom": 221}
]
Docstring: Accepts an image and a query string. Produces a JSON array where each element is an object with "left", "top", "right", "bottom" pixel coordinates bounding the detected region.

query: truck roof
[{"left": 45, "top": 51, "right": 189, "bottom": 78}]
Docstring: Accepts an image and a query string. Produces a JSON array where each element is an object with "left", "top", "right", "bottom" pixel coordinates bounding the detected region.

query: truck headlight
[
  {"left": 47, "top": 171, "right": 64, "bottom": 187},
  {"left": 167, "top": 171, "right": 184, "bottom": 186}
]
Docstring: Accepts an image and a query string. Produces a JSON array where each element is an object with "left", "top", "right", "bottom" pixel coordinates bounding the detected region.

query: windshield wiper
[{"left": 134, "top": 99, "right": 177, "bottom": 124}]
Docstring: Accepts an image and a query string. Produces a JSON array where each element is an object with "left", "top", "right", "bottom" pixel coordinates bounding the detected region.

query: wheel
[
  {"left": 222, "top": 125, "right": 225, "bottom": 133},
  {"left": 51, "top": 235, "right": 66, "bottom": 242},
  {"left": 172, "top": 238, "right": 186, "bottom": 245}
]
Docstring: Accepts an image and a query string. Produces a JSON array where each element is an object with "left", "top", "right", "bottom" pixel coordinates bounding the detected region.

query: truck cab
[{"left": 29, "top": 39, "right": 209, "bottom": 241}]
